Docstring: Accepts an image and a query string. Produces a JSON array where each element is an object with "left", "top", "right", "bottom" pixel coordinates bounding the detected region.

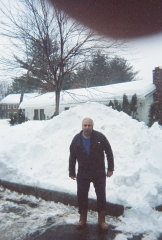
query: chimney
[{"left": 153, "top": 67, "right": 162, "bottom": 102}]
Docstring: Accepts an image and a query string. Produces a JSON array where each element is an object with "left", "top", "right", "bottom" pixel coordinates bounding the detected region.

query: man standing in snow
[{"left": 69, "top": 118, "right": 114, "bottom": 230}]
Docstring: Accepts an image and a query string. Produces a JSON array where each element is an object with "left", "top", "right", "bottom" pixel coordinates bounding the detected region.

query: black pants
[{"left": 77, "top": 174, "right": 106, "bottom": 213}]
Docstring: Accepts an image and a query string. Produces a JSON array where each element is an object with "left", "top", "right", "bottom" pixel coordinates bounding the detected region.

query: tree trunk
[
  {"left": 19, "top": 70, "right": 29, "bottom": 107},
  {"left": 19, "top": 85, "right": 25, "bottom": 107},
  {"left": 53, "top": 88, "right": 60, "bottom": 117}
]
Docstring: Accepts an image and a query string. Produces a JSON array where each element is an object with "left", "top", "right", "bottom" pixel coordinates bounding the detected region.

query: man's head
[{"left": 82, "top": 118, "right": 93, "bottom": 138}]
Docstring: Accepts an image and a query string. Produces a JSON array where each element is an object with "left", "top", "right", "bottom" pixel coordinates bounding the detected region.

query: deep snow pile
[{"left": 0, "top": 102, "right": 162, "bottom": 210}]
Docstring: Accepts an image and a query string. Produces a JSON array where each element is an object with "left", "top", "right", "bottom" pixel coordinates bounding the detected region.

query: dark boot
[
  {"left": 76, "top": 210, "right": 87, "bottom": 229},
  {"left": 98, "top": 211, "right": 108, "bottom": 231}
]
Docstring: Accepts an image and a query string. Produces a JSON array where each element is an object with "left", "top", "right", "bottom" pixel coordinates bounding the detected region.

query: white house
[
  {"left": 0, "top": 93, "right": 39, "bottom": 119},
  {"left": 19, "top": 80, "right": 156, "bottom": 125}
]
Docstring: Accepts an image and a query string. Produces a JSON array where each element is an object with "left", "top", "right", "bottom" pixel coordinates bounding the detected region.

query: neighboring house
[
  {"left": 19, "top": 80, "right": 156, "bottom": 125},
  {"left": 0, "top": 93, "right": 39, "bottom": 119}
]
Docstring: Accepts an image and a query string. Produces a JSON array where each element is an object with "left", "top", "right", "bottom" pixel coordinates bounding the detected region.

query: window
[
  {"left": 13, "top": 105, "right": 17, "bottom": 109},
  {"left": 8, "top": 105, "right": 11, "bottom": 109},
  {"left": 2, "top": 105, "right": 6, "bottom": 109},
  {"left": 34, "top": 109, "right": 39, "bottom": 120},
  {"left": 40, "top": 109, "right": 45, "bottom": 120},
  {"left": 8, "top": 112, "right": 12, "bottom": 118}
]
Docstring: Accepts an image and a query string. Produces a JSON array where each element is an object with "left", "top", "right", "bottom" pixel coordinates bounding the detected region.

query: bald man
[{"left": 69, "top": 118, "right": 114, "bottom": 230}]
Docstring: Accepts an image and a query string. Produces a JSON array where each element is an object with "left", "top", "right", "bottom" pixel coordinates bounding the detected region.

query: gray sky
[{"left": 126, "top": 33, "right": 162, "bottom": 82}]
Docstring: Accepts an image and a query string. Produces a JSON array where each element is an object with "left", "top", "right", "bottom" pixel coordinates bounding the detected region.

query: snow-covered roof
[
  {"left": 0, "top": 93, "right": 39, "bottom": 104},
  {"left": 20, "top": 80, "right": 156, "bottom": 108}
]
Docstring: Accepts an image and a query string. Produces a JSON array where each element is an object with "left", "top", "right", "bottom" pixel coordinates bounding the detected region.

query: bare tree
[
  {"left": 0, "top": 81, "right": 8, "bottom": 99},
  {"left": 0, "top": 0, "right": 126, "bottom": 116}
]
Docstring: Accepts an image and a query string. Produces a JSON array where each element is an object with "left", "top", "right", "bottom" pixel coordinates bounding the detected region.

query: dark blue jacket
[{"left": 69, "top": 130, "right": 114, "bottom": 179}]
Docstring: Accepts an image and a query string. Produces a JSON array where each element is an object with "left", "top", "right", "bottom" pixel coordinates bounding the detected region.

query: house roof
[
  {"left": 0, "top": 93, "right": 39, "bottom": 104},
  {"left": 19, "top": 80, "right": 156, "bottom": 108}
]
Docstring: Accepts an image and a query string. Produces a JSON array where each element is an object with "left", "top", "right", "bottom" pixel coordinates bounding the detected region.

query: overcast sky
[{"left": 126, "top": 33, "right": 162, "bottom": 82}]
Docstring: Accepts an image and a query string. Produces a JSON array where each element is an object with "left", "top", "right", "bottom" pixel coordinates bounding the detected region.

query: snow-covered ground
[
  {"left": 0, "top": 187, "right": 127, "bottom": 240},
  {"left": 0, "top": 102, "right": 162, "bottom": 239},
  {"left": 0, "top": 187, "right": 76, "bottom": 240}
]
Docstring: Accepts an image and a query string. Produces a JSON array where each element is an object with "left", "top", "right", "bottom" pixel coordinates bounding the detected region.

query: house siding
[
  {"left": 0, "top": 103, "right": 19, "bottom": 119},
  {"left": 23, "top": 96, "right": 153, "bottom": 125},
  {"left": 25, "top": 107, "right": 55, "bottom": 120},
  {"left": 138, "top": 95, "right": 153, "bottom": 125}
]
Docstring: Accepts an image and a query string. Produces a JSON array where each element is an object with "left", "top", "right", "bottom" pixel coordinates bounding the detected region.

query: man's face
[{"left": 82, "top": 119, "right": 93, "bottom": 137}]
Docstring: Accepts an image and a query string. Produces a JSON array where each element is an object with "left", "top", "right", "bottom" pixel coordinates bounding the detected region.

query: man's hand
[
  {"left": 107, "top": 171, "right": 113, "bottom": 178},
  {"left": 70, "top": 176, "right": 76, "bottom": 180}
]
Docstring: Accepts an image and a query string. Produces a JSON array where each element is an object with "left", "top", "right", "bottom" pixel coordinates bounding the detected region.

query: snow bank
[{"left": 0, "top": 102, "right": 162, "bottom": 209}]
